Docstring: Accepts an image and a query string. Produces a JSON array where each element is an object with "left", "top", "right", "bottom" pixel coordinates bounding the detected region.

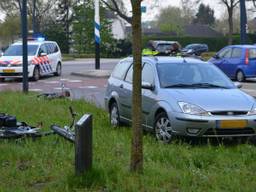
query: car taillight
[{"left": 245, "top": 49, "right": 249, "bottom": 65}]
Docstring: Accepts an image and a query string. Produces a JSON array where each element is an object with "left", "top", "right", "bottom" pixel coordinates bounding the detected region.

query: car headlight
[
  {"left": 178, "top": 102, "right": 209, "bottom": 116},
  {"left": 248, "top": 104, "right": 256, "bottom": 115}
]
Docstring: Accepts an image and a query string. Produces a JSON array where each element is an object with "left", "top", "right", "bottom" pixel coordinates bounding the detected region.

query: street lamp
[
  {"left": 240, "top": 0, "right": 247, "bottom": 44},
  {"left": 94, "top": 0, "right": 100, "bottom": 69}
]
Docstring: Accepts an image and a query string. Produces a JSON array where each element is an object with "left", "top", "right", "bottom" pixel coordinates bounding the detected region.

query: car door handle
[{"left": 119, "top": 84, "right": 124, "bottom": 88}]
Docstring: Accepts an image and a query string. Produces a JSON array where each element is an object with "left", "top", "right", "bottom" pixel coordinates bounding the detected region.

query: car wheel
[
  {"left": 154, "top": 112, "right": 173, "bottom": 143},
  {"left": 32, "top": 66, "right": 40, "bottom": 81},
  {"left": 54, "top": 63, "right": 61, "bottom": 76},
  {"left": 109, "top": 102, "right": 120, "bottom": 127},
  {"left": 236, "top": 70, "right": 245, "bottom": 82}
]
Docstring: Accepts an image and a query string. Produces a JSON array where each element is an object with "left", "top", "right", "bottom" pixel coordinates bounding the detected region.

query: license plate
[
  {"left": 3, "top": 69, "right": 15, "bottom": 73},
  {"left": 217, "top": 120, "right": 247, "bottom": 129}
]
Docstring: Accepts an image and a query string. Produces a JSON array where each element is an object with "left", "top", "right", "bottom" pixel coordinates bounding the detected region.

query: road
[{"left": 0, "top": 58, "right": 256, "bottom": 109}]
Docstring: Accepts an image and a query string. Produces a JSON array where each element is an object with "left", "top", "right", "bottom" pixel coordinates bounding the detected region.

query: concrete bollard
[{"left": 75, "top": 114, "right": 93, "bottom": 175}]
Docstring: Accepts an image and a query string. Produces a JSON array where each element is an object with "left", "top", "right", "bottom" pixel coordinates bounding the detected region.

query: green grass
[{"left": 0, "top": 92, "right": 256, "bottom": 192}]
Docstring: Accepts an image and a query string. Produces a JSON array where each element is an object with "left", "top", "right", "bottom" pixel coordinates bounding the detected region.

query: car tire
[
  {"left": 54, "top": 62, "right": 61, "bottom": 76},
  {"left": 236, "top": 70, "right": 245, "bottom": 82},
  {"left": 109, "top": 102, "right": 120, "bottom": 127},
  {"left": 154, "top": 112, "right": 173, "bottom": 143},
  {"left": 32, "top": 66, "right": 40, "bottom": 81}
]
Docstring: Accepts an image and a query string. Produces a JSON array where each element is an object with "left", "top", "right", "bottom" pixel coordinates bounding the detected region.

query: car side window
[
  {"left": 125, "top": 64, "right": 133, "bottom": 83},
  {"left": 46, "top": 43, "right": 53, "bottom": 54},
  {"left": 38, "top": 44, "right": 47, "bottom": 56},
  {"left": 53, "top": 43, "right": 59, "bottom": 53},
  {"left": 218, "top": 48, "right": 232, "bottom": 58},
  {"left": 142, "top": 63, "right": 154, "bottom": 85},
  {"left": 231, "top": 48, "right": 242, "bottom": 58},
  {"left": 111, "top": 61, "right": 131, "bottom": 80}
]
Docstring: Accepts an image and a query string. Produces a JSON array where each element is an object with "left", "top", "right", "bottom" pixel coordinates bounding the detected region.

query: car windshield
[
  {"left": 157, "top": 62, "right": 235, "bottom": 89},
  {"left": 156, "top": 44, "right": 172, "bottom": 52},
  {"left": 4, "top": 45, "right": 38, "bottom": 56}
]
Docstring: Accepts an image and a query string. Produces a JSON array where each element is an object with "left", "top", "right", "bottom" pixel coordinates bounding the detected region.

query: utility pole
[
  {"left": 22, "top": 0, "right": 29, "bottom": 93},
  {"left": 32, "top": 0, "right": 36, "bottom": 34},
  {"left": 94, "top": 0, "right": 100, "bottom": 69},
  {"left": 240, "top": 0, "right": 247, "bottom": 44}
]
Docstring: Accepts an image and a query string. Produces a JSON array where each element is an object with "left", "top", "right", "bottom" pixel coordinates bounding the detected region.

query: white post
[{"left": 94, "top": 0, "right": 100, "bottom": 69}]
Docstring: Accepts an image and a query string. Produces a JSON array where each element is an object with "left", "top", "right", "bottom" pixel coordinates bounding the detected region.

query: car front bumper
[
  {"left": 0, "top": 65, "right": 34, "bottom": 78},
  {"left": 170, "top": 112, "right": 256, "bottom": 137}
]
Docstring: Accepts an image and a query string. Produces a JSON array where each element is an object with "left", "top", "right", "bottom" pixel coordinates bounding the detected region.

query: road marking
[
  {"left": 30, "top": 89, "right": 42, "bottom": 92},
  {"left": 54, "top": 87, "right": 71, "bottom": 90},
  {"left": 79, "top": 86, "right": 98, "bottom": 89},
  {"left": 60, "top": 78, "right": 69, "bottom": 81},
  {"left": 0, "top": 84, "right": 8, "bottom": 86},
  {"left": 67, "top": 80, "right": 82, "bottom": 83},
  {"left": 43, "top": 81, "right": 60, "bottom": 84}
]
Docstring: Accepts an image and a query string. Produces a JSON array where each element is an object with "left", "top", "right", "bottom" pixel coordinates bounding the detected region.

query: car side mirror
[
  {"left": 142, "top": 81, "right": 154, "bottom": 90},
  {"left": 40, "top": 52, "right": 47, "bottom": 56},
  {"left": 213, "top": 54, "right": 220, "bottom": 59},
  {"left": 234, "top": 82, "right": 242, "bottom": 88}
]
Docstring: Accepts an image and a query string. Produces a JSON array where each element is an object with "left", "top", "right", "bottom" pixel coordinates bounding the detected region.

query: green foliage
[
  {"left": 71, "top": 1, "right": 113, "bottom": 55},
  {"left": 0, "top": 92, "right": 256, "bottom": 191},
  {"left": 193, "top": 3, "right": 215, "bottom": 26},
  {"left": 0, "top": 15, "right": 20, "bottom": 45}
]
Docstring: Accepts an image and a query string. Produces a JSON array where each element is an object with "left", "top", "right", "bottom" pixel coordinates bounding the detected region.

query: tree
[
  {"left": 220, "top": 0, "right": 240, "bottom": 44},
  {"left": 0, "top": 15, "right": 20, "bottom": 44},
  {"left": 193, "top": 3, "right": 215, "bottom": 26},
  {"left": 180, "top": 0, "right": 198, "bottom": 24},
  {"left": 156, "top": 6, "right": 185, "bottom": 35},
  {"left": 102, "top": 0, "right": 143, "bottom": 172},
  {"left": 71, "top": 0, "right": 113, "bottom": 54}
]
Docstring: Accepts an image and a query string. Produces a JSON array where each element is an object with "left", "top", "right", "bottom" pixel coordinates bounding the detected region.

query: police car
[{"left": 0, "top": 38, "right": 62, "bottom": 81}]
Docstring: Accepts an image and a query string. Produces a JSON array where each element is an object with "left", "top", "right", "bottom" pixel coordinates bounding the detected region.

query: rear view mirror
[
  {"left": 234, "top": 82, "right": 242, "bottom": 88},
  {"left": 142, "top": 81, "right": 154, "bottom": 90},
  {"left": 40, "top": 52, "right": 47, "bottom": 56}
]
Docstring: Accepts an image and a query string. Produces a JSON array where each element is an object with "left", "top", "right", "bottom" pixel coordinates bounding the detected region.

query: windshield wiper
[
  {"left": 164, "top": 84, "right": 193, "bottom": 88},
  {"left": 190, "top": 83, "right": 229, "bottom": 89},
  {"left": 164, "top": 83, "right": 229, "bottom": 89}
]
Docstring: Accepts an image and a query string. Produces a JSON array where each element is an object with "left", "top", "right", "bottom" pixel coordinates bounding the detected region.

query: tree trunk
[
  {"left": 228, "top": 8, "right": 233, "bottom": 45},
  {"left": 130, "top": 0, "right": 143, "bottom": 173}
]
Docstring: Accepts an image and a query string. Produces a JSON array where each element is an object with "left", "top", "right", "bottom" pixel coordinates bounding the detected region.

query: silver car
[{"left": 105, "top": 56, "right": 256, "bottom": 143}]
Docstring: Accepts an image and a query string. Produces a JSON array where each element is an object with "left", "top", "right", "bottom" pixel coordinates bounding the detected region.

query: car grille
[
  {"left": 204, "top": 128, "right": 255, "bottom": 136},
  {"left": 210, "top": 111, "right": 248, "bottom": 116}
]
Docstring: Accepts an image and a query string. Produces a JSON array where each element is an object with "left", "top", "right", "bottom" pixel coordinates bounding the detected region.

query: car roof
[
  {"left": 12, "top": 40, "right": 57, "bottom": 46},
  {"left": 124, "top": 56, "right": 207, "bottom": 65},
  {"left": 226, "top": 44, "right": 256, "bottom": 49}
]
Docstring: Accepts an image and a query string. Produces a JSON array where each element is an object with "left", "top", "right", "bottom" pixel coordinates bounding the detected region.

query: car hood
[
  {"left": 0, "top": 56, "right": 34, "bottom": 64},
  {"left": 164, "top": 88, "right": 254, "bottom": 112}
]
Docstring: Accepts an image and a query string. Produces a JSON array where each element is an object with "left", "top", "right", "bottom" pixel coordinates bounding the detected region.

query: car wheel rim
[
  {"left": 155, "top": 117, "right": 172, "bottom": 143},
  {"left": 110, "top": 106, "right": 119, "bottom": 127},
  {"left": 237, "top": 72, "right": 244, "bottom": 82}
]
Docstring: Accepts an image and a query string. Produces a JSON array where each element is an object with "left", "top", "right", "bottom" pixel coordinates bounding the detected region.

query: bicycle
[
  {"left": 50, "top": 106, "right": 77, "bottom": 143},
  {"left": 0, "top": 114, "right": 53, "bottom": 139}
]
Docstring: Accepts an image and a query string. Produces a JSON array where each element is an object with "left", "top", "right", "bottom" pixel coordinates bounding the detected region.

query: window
[
  {"left": 45, "top": 43, "right": 53, "bottom": 54},
  {"left": 218, "top": 48, "right": 232, "bottom": 58},
  {"left": 125, "top": 65, "right": 133, "bottom": 83},
  {"left": 111, "top": 61, "right": 131, "bottom": 80},
  {"left": 4, "top": 45, "right": 38, "bottom": 56},
  {"left": 53, "top": 43, "right": 59, "bottom": 53},
  {"left": 38, "top": 44, "right": 47, "bottom": 55},
  {"left": 231, "top": 48, "right": 242, "bottom": 58},
  {"left": 142, "top": 64, "right": 154, "bottom": 84},
  {"left": 249, "top": 49, "right": 256, "bottom": 59}
]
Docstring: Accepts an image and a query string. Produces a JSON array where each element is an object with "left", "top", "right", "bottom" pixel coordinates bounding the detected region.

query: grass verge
[{"left": 0, "top": 91, "right": 255, "bottom": 192}]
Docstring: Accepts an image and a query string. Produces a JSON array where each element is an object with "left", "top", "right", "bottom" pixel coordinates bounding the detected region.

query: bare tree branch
[{"left": 100, "top": 0, "right": 132, "bottom": 23}]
